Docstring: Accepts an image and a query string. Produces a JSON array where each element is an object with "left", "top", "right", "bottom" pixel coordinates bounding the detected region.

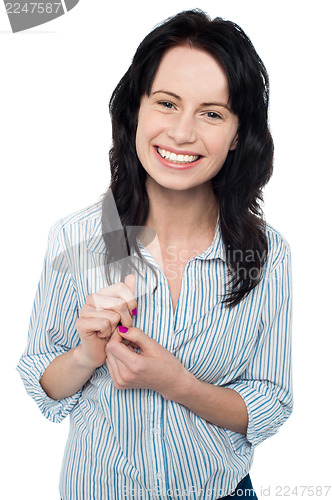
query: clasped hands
[{"left": 75, "top": 275, "right": 187, "bottom": 400}]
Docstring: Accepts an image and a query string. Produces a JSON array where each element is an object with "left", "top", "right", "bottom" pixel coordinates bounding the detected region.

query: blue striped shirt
[{"left": 17, "top": 202, "right": 293, "bottom": 500}]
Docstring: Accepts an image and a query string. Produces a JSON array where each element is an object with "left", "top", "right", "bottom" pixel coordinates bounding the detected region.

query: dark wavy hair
[{"left": 102, "top": 9, "right": 273, "bottom": 307}]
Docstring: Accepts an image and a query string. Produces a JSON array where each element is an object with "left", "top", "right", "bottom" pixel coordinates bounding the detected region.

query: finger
[
  {"left": 80, "top": 306, "right": 120, "bottom": 327},
  {"left": 106, "top": 354, "right": 120, "bottom": 386},
  {"left": 107, "top": 330, "right": 136, "bottom": 348},
  {"left": 85, "top": 294, "right": 133, "bottom": 327},
  {"left": 80, "top": 304, "right": 95, "bottom": 313},
  {"left": 106, "top": 333, "right": 140, "bottom": 367},
  {"left": 96, "top": 280, "right": 137, "bottom": 315},
  {"left": 76, "top": 317, "right": 113, "bottom": 339},
  {"left": 109, "top": 327, "right": 125, "bottom": 344},
  {"left": 117, "top": 327, "right": 152, "bottom": 351},
  {"left": 106, "top": 348, "right": 136, "bottom": 389},
  {"left": 79, "top": 307, "right": 120, "bottom": 339},
  {"left": 127, "top": 342, "right": 140, "bottom": 350},
  {"left": 124, "top": 274, "right": 136, "bottom": 296}
]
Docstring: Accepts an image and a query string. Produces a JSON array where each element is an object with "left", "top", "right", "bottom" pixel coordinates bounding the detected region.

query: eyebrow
[{"left": 152, "top": 90, "right": 231, "bottom": 110}]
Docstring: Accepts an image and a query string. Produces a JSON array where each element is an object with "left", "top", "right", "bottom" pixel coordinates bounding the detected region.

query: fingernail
[
  {"left": 118, "top": 326, "right": 128, "bottom": 333},
  {"left": 131, "top": 307, "right": 137, "bottom": 316}
]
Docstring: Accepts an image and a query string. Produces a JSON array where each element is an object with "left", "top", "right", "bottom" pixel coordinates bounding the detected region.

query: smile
[{"left": 157, "top": 147, "right": 200, "bottom": 164}]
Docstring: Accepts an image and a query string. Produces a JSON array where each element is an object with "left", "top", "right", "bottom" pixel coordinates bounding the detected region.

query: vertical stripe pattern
[{"left": 17, "top": 202, "right": 293, "bottom": 500}]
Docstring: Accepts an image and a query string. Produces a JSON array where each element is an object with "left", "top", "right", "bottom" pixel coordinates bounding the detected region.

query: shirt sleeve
[
  {"left": 224, "top": 245, "right": 293, "bottom": 448},
  {"left": 17, "top": 223, "right": 82, "bottom": 423}
]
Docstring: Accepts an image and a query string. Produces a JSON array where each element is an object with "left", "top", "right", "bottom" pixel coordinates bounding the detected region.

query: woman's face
[{"left": 135, "top": 45, "right": 239, "bottom": 193}]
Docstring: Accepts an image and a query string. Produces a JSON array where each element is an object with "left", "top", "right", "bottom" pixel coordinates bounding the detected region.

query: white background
[{"left": 1, "top": 1, "right": 331, "bottom": 499}]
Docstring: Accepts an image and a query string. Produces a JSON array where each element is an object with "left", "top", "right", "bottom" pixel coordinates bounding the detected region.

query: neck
[{"left": 143, "top": 177, "right": 219, "bottom": 245}]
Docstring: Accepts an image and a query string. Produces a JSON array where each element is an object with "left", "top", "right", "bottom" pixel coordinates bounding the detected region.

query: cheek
[
  {"left": 209, "top": 128, "right": 237, "bottom": 158},
  {"left": 208, "top": 137, "right": 229, "bottom": 159},
  {"left": 135, "top": 138, "right": 145, "bottom": 171},
  {"left": 136, "top": 115, "right": 153, "bottom": 148},
  {"left": 135, "top": 115, "right": 149, "bottom": 161},
  {"left": 136, "top": 113, "right": 165, "bottom": 157}
]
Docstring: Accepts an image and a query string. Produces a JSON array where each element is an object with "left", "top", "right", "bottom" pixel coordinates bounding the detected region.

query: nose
[{"left": 167, "top": 113, "right": 197, "bottom": 144}]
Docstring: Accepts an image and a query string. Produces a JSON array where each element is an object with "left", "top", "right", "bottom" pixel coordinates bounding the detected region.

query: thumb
[
  {"left": 118, "top": 326, "right": 151, "bottom": 350},
  {"left": 125, "top": 274, "right": 136, "bottom": 296}
]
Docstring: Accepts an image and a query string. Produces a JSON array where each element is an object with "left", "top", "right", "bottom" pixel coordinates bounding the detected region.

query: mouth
[{"left": 156, "top": 147, "right": 201, "bottom": 164}]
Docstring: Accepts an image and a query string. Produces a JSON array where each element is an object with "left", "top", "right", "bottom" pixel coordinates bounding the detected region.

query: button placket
[{"left": 147, "top": 392, "right": 168, "bottom": 499}]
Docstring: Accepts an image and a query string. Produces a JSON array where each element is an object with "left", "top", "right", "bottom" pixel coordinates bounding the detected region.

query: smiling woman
[
  {"left": 135, "top": 45, "right": 239, "bottom": 190},
  {"left": 17, "top": 9, "right": 292, "bottom": 500}
]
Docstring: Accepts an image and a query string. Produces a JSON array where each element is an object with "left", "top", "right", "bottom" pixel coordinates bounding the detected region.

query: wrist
[
  {"left": 165, "top": 366, "right": 198, "bottom": 403},
  {"left": 72, "top": 345, "right": 99, "bottom": 373}
]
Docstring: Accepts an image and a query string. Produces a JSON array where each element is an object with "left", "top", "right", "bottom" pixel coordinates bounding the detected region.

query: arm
[
  {"left": 17, "top": 224, "right": 83, "bottom": 422},
  {"left": 105, "top": 328, "right": 248, "bottom": 434},
  {"left": 17, "top": 222, "right": 138, "bottom": 417},
  {"left": 167, "top": 372, "right": 249, "bottom": 435},
  {"left": 106, "top": 246, "right": 292, "bottom": 442},
  {"left": 39, "top": 278, "right": 137, "bottom": 401},
  {"left": 39, "top": 345, "right": 99, "bottom": 401},
  {"left": 224, "top": 248, "right": 293, "bottom": 447}
]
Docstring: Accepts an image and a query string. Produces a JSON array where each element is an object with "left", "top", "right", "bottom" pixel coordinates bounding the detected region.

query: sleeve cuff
[
  {"left": 226, "top": 381, "right": 290, "bottom": 448},
  {"left": 17, "top": 352, "right": 82, "bottom": 423}
]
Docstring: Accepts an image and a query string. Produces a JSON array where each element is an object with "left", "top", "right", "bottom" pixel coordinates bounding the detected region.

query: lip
[
  {"left": 155, "top": 144, "right": 202, "bottom": 156},
  {"left": 153, "top": 146, "right": 203, "bottom": 170}
]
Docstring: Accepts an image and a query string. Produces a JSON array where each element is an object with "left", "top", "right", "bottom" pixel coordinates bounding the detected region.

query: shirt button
[
  {"left": 155, "top": 473, "right": 162, "bottom": 480},
  {"left": 152, "top": 427, "right": 161, "bottom": 434}
]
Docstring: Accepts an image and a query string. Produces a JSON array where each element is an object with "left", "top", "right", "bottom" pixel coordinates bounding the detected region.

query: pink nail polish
[
  {"left": 132, "top": 307, "right": 137, "bottom": 316},
  {"left": 118, "top": 326, "right": 128, "bottom": 333}
]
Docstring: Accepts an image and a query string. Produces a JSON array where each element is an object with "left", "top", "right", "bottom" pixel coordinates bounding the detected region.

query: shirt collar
[
  {"left": 193, "top": 215, "right": 225, "bottom": 261},
  {"left": 87, "top": 217, "right": 225, "bottom": 262}
]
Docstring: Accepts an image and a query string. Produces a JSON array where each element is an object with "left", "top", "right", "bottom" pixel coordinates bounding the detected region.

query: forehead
[{"left": 151, "top": 45, "right": 230, "bottom": 102}]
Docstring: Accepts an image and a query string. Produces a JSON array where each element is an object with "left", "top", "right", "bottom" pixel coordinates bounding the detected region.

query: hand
[
  {"left": 105, "top": 326, "right": 188, "bottom": 400},
  {"left": 75, "top": 275, "right": 137, "bottom": 370}
]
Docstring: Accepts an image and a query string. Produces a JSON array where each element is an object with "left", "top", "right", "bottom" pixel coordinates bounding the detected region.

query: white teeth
[{"left": 157, "top": 148, "right": 199, "bottom": 164}]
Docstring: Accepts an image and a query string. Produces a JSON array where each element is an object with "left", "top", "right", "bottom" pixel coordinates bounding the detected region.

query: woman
[{"left": 17, "top": 10, "right": 293, "bottom": 500}]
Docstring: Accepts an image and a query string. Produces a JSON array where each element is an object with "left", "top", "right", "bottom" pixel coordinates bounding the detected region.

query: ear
[{"left": 229, "top": 133, "right": 238, "bottom": 151}]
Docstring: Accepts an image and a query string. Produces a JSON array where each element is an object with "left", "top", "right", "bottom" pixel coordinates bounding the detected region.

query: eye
[
  {"left": 159, "top": 101, "right": 175, "bottom": 109},
  {"left": 205, "top": 111, "right": 223, "bottom": 120}
]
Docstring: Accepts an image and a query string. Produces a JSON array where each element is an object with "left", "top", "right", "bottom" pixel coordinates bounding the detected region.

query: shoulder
[
  {"left": 48, "top": 201, "right": 103, "bottom": 250},
  {"left": 265, "top": 222, "right": 291, "bottom": 271}
]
